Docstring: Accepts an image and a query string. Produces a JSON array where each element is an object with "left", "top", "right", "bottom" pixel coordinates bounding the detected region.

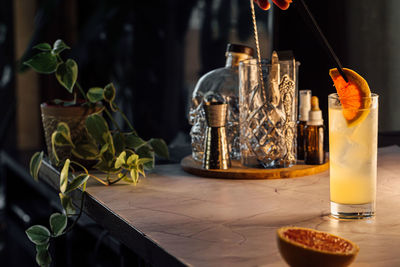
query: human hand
[{"left": 254, "top": 0, "right": 292, "bottom": 10}]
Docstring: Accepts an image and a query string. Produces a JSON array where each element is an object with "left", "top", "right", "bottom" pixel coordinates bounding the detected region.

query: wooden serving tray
[{"left": 180, "top": 155, "right": 329, "bottom": 179}]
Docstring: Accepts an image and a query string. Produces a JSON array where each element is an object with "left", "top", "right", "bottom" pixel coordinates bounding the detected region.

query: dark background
[
  {"left": 0, "top": 0, "right": 353, "bottom": 153},
  {"left": 2, "top": 0, "right": 398, "bottom": 152}
]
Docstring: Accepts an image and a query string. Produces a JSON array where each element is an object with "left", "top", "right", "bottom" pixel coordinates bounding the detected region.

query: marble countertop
[{"left": 40, "top": 146, "right": 400, "bottom": 266}]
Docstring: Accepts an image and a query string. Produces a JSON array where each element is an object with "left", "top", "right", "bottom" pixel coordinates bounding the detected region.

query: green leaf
[
  {"left": 56, "top": 59, "right": 78, "bottom": 93},
  {"left": 59, "top": 193, "right": 75, "bottom": 215},
  {"left": 71, "top": 142, "right": 99, "bottom": 160},
  {"left": 109, "top": 101, "right": 118, "bottom": 112},
  {"left": 49, "top": 213, "right": 67, "bottom": 236},
  {"left": 113, "top": 132, "right": 125, "bottom": 155},
  {"left": 52, "top": 132, "right": 72, "bottom": 147},
  {"left": 65, "top": 174, "right": 90, "bottom": 194},
  {"left": 124, "top": 149, "right": 135, "bottom": 157},
  {"left": 138, "top": 157, "right": 153, "bottom": 165},
  {"left": 57, "top": 122, "right": 69, "bottom": 134},
  {"left": 149, "top": 138, "right": 169, "bottom": 159},
  {"left": 52, "top": 122, "right": 74, "bottom": 147},
  {"left": 125, "top": 134, "right": 146, "bottom": 150},
  {"left": 137, "top": 164, "right": 145, "bottom": 177},
  {"left": 36, "top": 245, "right": 51, "bottom": 267},
  {"left": 100, "top": 143, "right": 109, "bottom": 155},
  {"left": 87, "top": 87, "right": 104, "bottom": 103},
  {"left": 93, "top": 158, "right": 119, "bottom": 174},
  {"left": 86, "top": 114, "right": 109, "bottom": 145},
  {"left": 136, "top": 146, "right": 155, "bottom": 170},
  {"left": 127, "top": 153, "right": 139, "bottom": 165},
  {"left": 33, "top": 43, "right": 51, "bottom": 51},
  {"left": 26, "top": 225, "right": 50, "bottom": 245},
  {"left": 53, "top": 99, "right": 64, "bottom": 105},
  {"left": 51, "top": 139, "right": 60, "bottom": 165},
  {"left": 122, "top": 176, "right": 133, "bottom": 183},
  {"left": 103, "top": 83, "right": 116, "bottom": 103},
  {"left": 52, "top": 99, "right": 77, "bottom": 107},
  {"left": 84, "top": 113, "right": 116, "bottom": 158},
  {"left": 36, "top": 243, "right": 50, "bottom": 252},
  {"left": 24, "top": 52, "right": 58, "bottom": 74},
  {"left": 115, "top": 151, "right": 126, "bottom": 169},
  {"left": 52, "top": 39, "right": 70, "bottom": 54},
  {"left": 62, "top": 100, "right": 77, "bottom": 107},
  {"left": 130, "top": 169, "right": 139, "bottom": 185},
  {"left": 60, "top": 159, "right": 70, "bottom": 193},
  {"left": 102, "top": 149, "right": 115, "bottom": 165},
  {"left": 30, "top": 151, "right": 43, "bottom": 181},
  {"left": 105, "top": 133, "right": 116, "bottom": 155}
]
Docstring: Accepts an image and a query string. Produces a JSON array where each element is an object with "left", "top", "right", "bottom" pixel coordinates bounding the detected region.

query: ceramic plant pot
[{"left": 40, "top": 102, "right": 102, "bottom": 164}]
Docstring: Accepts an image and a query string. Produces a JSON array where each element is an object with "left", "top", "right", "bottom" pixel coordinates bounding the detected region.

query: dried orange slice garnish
[
  {"left": 272, "top": 0, "right": 292, "bottom": 10},
  {"left": 255, "top": 0, "right": 292, "bottom": 10},
  {"left": 255, "top": 0, "right": 271, "bottom": 10},
  {"left": 329, "top": 68, "right": 371, "bottom": 127},
  {"left": 277, "top": 226, "right": 359, "bottom": 267}
]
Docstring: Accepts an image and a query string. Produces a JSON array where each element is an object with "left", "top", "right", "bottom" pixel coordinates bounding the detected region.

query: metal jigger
[{"left": 202, "top": 102, "right": 231, "bottom": 169}]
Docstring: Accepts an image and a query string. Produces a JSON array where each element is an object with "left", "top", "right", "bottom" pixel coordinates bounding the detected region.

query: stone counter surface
[{"left": 43, "top": 146, "right": 400, "bottom": 266}]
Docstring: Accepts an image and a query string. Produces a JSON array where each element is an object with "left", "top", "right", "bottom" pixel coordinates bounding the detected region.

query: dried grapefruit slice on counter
[
  {"left": 277, "top": 226, "right": 359, "bottom": 267},
  {"left": 329, "top": 68, "right": 372, "bottom": 127}
]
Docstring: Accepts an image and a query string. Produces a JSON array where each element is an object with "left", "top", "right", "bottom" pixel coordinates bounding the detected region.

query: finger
[
  {"left": 272, "top": 0, "right": 292, "bottom": 10},
  {"left": 255, "top": 0, "right": 271, "bottom": 10}
]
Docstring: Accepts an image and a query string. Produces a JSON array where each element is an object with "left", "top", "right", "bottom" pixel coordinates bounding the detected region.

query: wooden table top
[{"left": 40, "top": 146, "right": 400, "bottom": 267}]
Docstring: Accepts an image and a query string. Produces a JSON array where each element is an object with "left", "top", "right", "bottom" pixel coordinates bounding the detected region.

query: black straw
[{"left": 295, "top": 0, "right": 348, "bottom": 82}]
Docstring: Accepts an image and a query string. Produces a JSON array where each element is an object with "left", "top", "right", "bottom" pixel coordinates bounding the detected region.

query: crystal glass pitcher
[{"left": 239, "top": 58, "right": 299, "bottom": 168}]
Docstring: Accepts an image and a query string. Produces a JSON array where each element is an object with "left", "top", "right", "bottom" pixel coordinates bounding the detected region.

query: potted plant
[{"left": 24, "top": 39, "right": 169, "bottom": 266}]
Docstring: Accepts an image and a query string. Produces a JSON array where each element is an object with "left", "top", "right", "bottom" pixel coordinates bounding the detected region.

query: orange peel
[
  {"left": 329, "top": 68, "right": 372, "bottom": 127},
  {"left": 255, "top": 0, "right": 292, "bottom": 10}
]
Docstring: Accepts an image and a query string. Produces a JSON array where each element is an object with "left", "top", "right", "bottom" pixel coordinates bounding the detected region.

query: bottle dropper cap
[
  {"left": 299, "top": 90, "right": 311, "bottom": 121},
  {"left": 307, "top": 96, "right": 323, "bottom": 126}
]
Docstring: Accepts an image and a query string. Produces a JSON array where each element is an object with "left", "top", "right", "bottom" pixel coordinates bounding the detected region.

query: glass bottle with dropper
[
  {"left": 304, "top": 96, "right": 325, "bottom": 165},
  {"left": 297, "top": 90, "right": 312, "bottom": 160}
]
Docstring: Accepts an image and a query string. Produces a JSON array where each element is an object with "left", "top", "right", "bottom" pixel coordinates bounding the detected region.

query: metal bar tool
[{"left": 202, "top": 102, "right": 231, "bottom": 170}]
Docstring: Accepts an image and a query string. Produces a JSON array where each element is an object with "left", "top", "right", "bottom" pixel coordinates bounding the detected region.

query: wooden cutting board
[{"left": 180, "top": 155, "right": 329, "bottom": 179}]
